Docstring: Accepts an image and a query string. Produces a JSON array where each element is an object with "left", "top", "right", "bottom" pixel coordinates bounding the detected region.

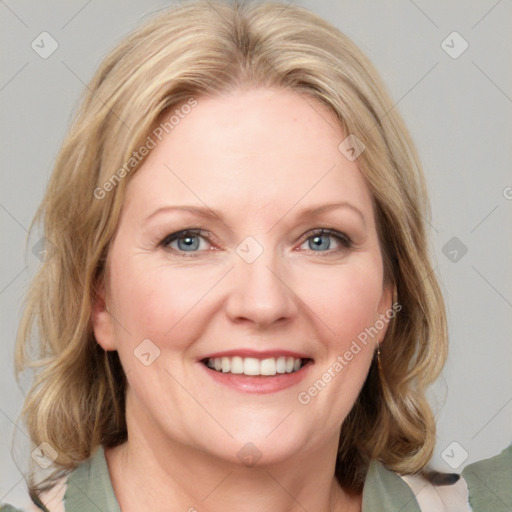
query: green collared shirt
[{"left": 2, "top": 444, "right": 510, "bottom": 511}]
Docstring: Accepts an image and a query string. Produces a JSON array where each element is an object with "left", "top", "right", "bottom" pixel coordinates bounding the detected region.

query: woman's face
[{"left": 93, "top": 88, "right": 392, "bottom": 466}]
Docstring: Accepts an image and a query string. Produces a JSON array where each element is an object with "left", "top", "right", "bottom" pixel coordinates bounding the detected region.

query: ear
[{"left": 91, "top": 280, "right": 116, "bottom": 351}]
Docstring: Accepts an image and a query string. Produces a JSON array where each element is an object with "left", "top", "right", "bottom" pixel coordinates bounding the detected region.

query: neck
[{"left": 105, "top": 393, "right": 361, "bottom": 512}]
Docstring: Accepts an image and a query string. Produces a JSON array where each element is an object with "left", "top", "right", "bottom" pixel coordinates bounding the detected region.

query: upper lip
[{"left": 199, "top": 349, "right": 312, "bottom": 361}]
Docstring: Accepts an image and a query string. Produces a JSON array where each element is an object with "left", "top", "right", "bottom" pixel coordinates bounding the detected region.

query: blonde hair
[{"left": 16, "top": 0, "right": 447, "bottom": 497}]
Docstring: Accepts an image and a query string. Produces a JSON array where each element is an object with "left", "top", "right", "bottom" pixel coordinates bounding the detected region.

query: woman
[{"left": 2, "top": 1, "right": 485, "bottom": 510}]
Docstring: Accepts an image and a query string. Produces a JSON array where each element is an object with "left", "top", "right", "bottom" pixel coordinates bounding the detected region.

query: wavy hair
[{"left": 16, "top": 0, "right": 447, "bottom": 498}]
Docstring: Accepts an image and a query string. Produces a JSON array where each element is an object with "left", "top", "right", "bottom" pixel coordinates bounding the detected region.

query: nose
[{"left": 224, "top": 246, "right": 298, "bottom": 328}]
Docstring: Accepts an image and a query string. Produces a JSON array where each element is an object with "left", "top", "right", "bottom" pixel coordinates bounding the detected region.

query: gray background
[{"left": 1, "top": 0, "right": 511, "bottom": 508}]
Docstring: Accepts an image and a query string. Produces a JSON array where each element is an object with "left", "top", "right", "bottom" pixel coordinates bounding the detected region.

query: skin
[{"left": 93, "top": 88, "right": 392, "bottom": 512}]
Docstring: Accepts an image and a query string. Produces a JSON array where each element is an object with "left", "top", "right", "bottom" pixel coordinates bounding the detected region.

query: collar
[
  {"left": 62, "top": 446, "right": 420, "bottom": 512},
  {"left": 362, "top": 458, "right": 421, "bottom": 511},
  {"left": 63, "top": 446, "right": 121, "bottom": 512}
]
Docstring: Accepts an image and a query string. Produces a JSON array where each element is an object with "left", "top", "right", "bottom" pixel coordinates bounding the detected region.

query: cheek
[
  {"left": 295, "top": 262, "right": 385, "bottom": 418},
  {"left": 109, "top": 255, "right": 217, "bottom": 348},
  {"left": 297, "top": 259, "right": 385, "bottom": 350}
]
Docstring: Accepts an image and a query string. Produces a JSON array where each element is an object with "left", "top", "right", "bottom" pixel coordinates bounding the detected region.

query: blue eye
[
  {"left": 308, "top": 234, "right": 331, "bottom": 251},
  {"left": 160, "top": 228, "right": 352, "bottom": 257},
  {"left": 301, "top": 229, "right": 352, "bottom": 253},
  {"left": 161, "top": 229, "right": 208, "bottom": 252}
]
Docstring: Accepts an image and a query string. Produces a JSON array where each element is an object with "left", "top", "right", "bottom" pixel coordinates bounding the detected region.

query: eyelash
[{"left": 159, "top": 228, "right": 353, "bottom": 257}]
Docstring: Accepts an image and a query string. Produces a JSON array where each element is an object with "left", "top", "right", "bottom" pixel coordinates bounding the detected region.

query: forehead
[{"left": 123, "top": 88, "right": 374, "bottom": 225}]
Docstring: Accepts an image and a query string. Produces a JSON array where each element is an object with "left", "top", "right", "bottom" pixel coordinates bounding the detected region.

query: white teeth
[
  {"left": 231, "top": 356, "right": 244, "bottom": 374},
  {"left": 243, "top": 357, "right": 260, "bottom": 376},
  {"left": 260, "top": 358, "right": 276, "bottom": 375},
  {"left": 205, "top": 356, "right": 305, "bottom": 376},
  {"left": 221, "top": 357, "right": 231, "bottom": 373}
]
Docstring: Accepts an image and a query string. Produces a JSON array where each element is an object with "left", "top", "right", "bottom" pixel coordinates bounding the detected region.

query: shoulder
[
  {"left": 0, "top": 477, "right": 66, "bottom": 512},
  {"left": 1, "top": 445, "right": 119, "bottom": 512},
  {"left": 363, "top": 460, "right": 425, "bottom": 511},
  {"left": 363, "top": 460, "right": 472, "bottom": 512},
  {"left": 401, "top": 470, "right": 471, "bottom": 512},
  {"left": 462, "top": 444, "right": 512, "bottom": 512}
]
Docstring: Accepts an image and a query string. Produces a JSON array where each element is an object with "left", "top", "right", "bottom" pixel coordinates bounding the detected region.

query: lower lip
[{"left": 199, "top": 362, "right": 312, "bottom": 394}]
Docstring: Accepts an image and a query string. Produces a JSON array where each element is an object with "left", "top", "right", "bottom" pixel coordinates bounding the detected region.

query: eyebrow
[{"left": 143, "top": 201, "right": 366, "bottom": 227}]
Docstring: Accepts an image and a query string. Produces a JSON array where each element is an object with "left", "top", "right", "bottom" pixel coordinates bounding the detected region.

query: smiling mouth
[{"left": 202, "top": 356, "right": 312, "bottom": 376}]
